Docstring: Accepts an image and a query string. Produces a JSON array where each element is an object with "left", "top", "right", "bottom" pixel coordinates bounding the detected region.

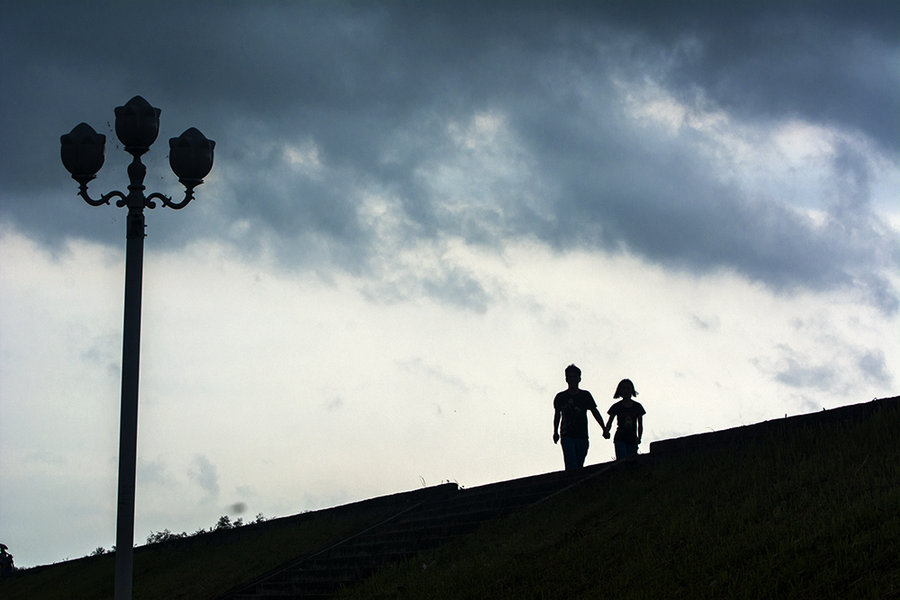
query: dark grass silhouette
[
  {"left": 2, "top": 397, "right": 897, "bottom": 600},
  {"left": 340, "top": 397, "right": 899, "bottom": 600}
]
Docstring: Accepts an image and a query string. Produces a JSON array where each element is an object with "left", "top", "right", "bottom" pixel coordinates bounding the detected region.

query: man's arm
[
  {"left": 553, "top": 409, "right": 561, "bottom": 444},
  {"left": 603, "top": 413, "right": 614, "bottom": 438},
  {"left": 589, "top": 407, "right": 607, "bottom": 435}
]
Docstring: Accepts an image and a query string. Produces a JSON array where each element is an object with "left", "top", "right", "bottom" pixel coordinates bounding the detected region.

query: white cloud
[{"left": 283, "top": 139, "right": 324, "bottom": 177}]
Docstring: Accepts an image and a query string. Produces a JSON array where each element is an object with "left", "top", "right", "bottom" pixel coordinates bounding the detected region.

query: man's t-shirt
[
  {"left": 553, "top": 389, "right": 597, "bottom": 439},
  {"left": 608, "top": 400, "right": 646, "bottom": 443}
]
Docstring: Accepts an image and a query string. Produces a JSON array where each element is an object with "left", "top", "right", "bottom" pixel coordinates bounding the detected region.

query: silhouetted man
[{"left": 553, "top": 364, "right": 607, "bottom": 470}]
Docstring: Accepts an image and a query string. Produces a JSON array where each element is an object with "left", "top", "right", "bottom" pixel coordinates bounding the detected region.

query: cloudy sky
[{"left": 1, "top": 1, "right": 898, "bottom": 568}]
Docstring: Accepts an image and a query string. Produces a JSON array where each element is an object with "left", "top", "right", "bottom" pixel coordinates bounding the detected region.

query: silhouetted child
[
  {"left": 553, "top": 364, "right": 607, "bottom": 470},
  {"left": 603, "top": 378, "right": 645, "bottom": 460}
]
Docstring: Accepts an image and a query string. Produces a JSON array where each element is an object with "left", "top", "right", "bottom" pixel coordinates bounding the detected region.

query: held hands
[{"left": 602, "top": 430, "right": 610, "bottom": 439}]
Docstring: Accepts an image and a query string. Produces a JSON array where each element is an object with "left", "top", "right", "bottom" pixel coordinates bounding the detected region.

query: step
[{"left": 219, "top": 464, "right": 617, "bottom": 599}]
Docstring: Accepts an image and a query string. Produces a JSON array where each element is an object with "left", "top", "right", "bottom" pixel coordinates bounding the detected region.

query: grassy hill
[
  {"left": 0, "top": 485, "right": 440, "bottom": 600},
  {"left": 3, "top": 397, "right": 898, "bottom": 599},
  {"left": 337, "top": 398, "right": 900, "bottom": 600}
]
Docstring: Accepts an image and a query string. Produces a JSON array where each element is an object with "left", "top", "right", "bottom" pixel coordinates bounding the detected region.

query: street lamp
[{"left": 61, "top": 96, "right": 214, "bottom": 600}]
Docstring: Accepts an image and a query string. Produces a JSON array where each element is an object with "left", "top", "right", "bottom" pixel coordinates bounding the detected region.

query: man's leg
[
  {"left": 574, "top": 438, "right": 589, "bottom": 468},
  {"left": 560, "top": 437, "right": 577, "bottom": 470}
]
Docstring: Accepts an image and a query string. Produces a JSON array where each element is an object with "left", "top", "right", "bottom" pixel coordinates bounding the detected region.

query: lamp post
[{"left": 61, "top": 96, "right": 214, "bottom": 600}]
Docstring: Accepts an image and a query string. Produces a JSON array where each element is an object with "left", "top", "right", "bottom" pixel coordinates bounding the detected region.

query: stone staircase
[{"left": 220, "top": 463, "right": 615, "bottom": 599}]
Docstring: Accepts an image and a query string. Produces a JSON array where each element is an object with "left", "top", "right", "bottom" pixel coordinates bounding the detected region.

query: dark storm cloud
[
  {"left": 646, "top": 2, "right": 900, "bottom": 153},
  {"left": 1, "top": 1, "right": 897, "bottom": 309}
]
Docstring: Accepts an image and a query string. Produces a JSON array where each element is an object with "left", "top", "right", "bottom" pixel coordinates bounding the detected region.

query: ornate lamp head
[
  {"left": 114, "top": 96, "right": 161, "bottom": 151},
  {"left": 61, "top": 122, "right": 106, "bottom": 184},
  {"left": 169, "top": 127, "right": 216, "bottom": 191}
]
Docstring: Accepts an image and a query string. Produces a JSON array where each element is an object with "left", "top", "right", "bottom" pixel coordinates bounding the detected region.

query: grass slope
[
  {"left": 0, "top": 493, "right": 422, "bottom": 600},
  {"left": 339, "top": 402, "right": 899, "bottom": 599},
  {"left": 3, "top": 401, "right": 897, "bottom": 599}
]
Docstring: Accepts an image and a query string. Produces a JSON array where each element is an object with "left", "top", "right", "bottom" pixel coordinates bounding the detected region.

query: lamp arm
[
  {"left": 146, "top": 192, "right": 174, "bottom": 210},
  {"left": 77, "top": 181, "right": 126, "bottom": 207},
  {"left": 159, "top": 184, "right": 199, "bottom": 210}
]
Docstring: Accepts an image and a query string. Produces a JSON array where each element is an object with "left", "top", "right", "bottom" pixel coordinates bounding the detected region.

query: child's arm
[{"left": 637, "top": 415, "right": 643, "bottom": 444}]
